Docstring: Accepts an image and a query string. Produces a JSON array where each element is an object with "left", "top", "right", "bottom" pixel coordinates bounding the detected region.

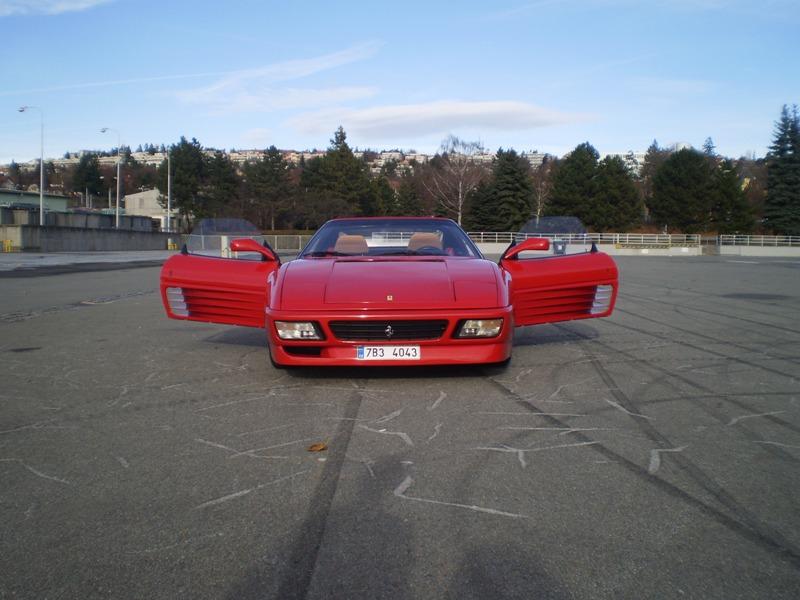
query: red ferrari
[{"left": 160, "top": 217, "right": 618, "bottom": 367}]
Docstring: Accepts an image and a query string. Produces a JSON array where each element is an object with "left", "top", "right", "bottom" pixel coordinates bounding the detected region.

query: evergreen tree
[
  {"left": 315, "top": 126, "right": 376, "bottom": 216},
  {"left": 764, "top": 104, "right": 800, "bottom": 235},
  {"left": 650, "top": 148, "right": 715, "bottom": 232},
  {"left": 297, "top": 155, "right": 350, "bottom": 228},
  {"left": 72, "top": 153, "right": 103, "bottom": 197},
  {"left": 204, "top": 151, "right": 239, "bottom": 218},
  {"left": 244, "top": 145, "right": 291, "bottom": 230},
  {"left": 371, "top": 176, "right": 396, "bottom": 215},
  {"left": 157, "top": 137, "right": 207, "bottom": 223},
  {"left": 593, "top": 156, "right": 642, "bottom": 231},
  {"left": 711, "top": 160, "right": 753, "bottom": 234},
  {"left": 465, "top": 181, "right": 492, "bottom": 231},
  {"left": 469, "top": 149, "right": 533, "bottom": 231},
  {"left": 396, "top": 176, "right": 423, "bottom": 216},
  {"left": 640, "top": 139, "right": 670, "bottom": 218},
  {"left": 546, "top": 142, "right": 598, "bottom": 224},
  {"left": 702, "top": 137, "right": 716, "bottom": 157}
]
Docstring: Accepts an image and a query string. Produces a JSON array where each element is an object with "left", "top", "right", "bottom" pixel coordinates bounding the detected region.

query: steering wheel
[{"left": 413, "top": 246, "right": 445, "bottom": 255}]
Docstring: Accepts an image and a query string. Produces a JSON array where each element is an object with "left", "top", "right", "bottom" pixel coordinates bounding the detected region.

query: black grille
[{"left": 329, "top": 320, "right": 448, "bottom": 341}]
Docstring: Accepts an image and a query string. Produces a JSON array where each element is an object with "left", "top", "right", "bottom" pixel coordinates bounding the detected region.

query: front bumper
[{"left": 265, "top": 306, "right": 513, "bottom": 366}]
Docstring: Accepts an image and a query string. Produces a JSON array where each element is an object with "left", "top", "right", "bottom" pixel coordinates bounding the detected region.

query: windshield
[{"left": 299, "top": 218, "right": 481, "bottom": 258}]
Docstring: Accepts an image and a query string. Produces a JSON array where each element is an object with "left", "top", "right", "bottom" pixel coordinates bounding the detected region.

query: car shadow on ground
[{"left": 200, "top": 322, "right": 599, "bottom": 381}]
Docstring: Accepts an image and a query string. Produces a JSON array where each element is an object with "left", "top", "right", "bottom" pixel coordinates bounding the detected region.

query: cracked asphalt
[{"left": 1, "top": 256, "right": 799, "bottom": 599}]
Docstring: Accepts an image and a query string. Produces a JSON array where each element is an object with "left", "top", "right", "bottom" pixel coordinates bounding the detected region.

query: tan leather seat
[
  {"left": 334, "top": 234, "right": 368, "bottom": 254},
  {"left": 407, "top": 232, "right": 443, "bottom": 252}
]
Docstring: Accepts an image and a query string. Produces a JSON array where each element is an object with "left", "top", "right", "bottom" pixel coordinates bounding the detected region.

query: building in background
[
  {"left": 0, "top": 188, "right": 69, "bottom": 212},
  {"left": 122, "top": 189, "right": 177, "bottom": 231}
]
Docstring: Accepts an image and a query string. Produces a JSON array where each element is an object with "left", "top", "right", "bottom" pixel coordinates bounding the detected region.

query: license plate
[{"left": 356, "top": 345, "right": 421, "bottom": 360}]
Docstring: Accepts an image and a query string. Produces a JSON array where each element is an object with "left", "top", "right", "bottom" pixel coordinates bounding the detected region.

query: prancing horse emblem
[{"left": 385, "top": 325, "right": 394, "bottom": 339}]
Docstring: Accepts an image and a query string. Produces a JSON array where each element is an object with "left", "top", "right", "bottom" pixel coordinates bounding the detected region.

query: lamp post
[
  {"left": 166, "top": 148, "right": 172, "bottom": 232},
  {"left": 100, "top": 127, "right": 122, "bottom": 228},
  {"left": 18, "top": 106, "right": 44, "bottom": 226}
]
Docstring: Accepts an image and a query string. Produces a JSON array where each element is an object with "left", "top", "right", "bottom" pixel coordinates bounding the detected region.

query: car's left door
[
  {"left": 500, "top": 240, "right": 618, "bottom": 327},
  {"left": 160, "top": 252, "right": 278, "bottom": 328}
]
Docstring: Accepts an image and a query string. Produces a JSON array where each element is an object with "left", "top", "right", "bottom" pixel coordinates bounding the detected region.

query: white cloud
[
  {"left": 177, "top": 85, "right": 378, "bottom": 114},
  {"left": 289, "top": 100, "right": 588, "bottom": 139},
  {"left": 0, "top": 0, "right": 113, "bottom": 16},
  {"left": 173, "top": 42, "right": 382, "bottom": 113},
  {"left": 634, "top": 77, "right": 714, "bottom": 95}
]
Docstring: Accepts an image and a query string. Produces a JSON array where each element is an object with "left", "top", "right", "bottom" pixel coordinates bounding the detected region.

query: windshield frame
[{"left": 297, "top": 217, "right": 483, "bottom": 259}]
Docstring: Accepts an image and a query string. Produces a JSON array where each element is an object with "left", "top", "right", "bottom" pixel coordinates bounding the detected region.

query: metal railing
[
  {"left": 467, "top": 232, "right": 702, "bottom": 246},
  {"left": 718, "top": 235, "right": 800, "bottom": 247},
  {"left": 179, "top": 232, "right": 800, "bottom": 253}
]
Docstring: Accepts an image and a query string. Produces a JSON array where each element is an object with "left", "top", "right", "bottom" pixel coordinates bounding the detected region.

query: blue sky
[{"left": 1, "top": 0, "right": 798, "bottom": 164}]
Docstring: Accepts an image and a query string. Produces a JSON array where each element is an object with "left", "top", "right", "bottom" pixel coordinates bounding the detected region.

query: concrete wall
[
  {"left": 719, "top": 246, "right": 800, "bottom": 257},
  {"left": 0, "top": 208, "right": 155, "bottom": 231},
  {"left": 0, "top": 225, "right": 173, "bottom": 252}
]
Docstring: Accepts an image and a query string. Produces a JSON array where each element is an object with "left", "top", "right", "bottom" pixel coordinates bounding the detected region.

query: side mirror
[
  {"left": 230, "top": 238, "right": 278, "bottom": 262},
  {"left": 501, "top": 237, "right": 551, "bottom": 260}
]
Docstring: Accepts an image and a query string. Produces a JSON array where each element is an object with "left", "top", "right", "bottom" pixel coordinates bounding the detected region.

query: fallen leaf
[{"left": 307, "top": 442, "right": 328, "bottom": 452}]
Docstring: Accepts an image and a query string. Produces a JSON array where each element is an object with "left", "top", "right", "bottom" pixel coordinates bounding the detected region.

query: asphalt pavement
[{"left": 1, "top": 255, "right": 799, "bottom": 599}]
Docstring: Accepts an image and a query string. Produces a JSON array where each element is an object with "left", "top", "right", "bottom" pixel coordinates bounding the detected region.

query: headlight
[
  {"left": 457, "top": 319, "right": 503, "bottom": 338},
  {"left": 275, "top": 321, "right": 322, "bottom": 340}
]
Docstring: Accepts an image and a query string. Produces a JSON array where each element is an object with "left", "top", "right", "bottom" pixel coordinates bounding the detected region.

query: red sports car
[{"left": 160, "top": 217, "right": 618, "bottom": 366}]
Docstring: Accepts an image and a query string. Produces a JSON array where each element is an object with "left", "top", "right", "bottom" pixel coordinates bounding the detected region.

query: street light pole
[
  {"left": 166, "top": 148, "right": 172, "bottom": 232},
  {"left": 101, "top": 127, "right": 122, "bottom": 228},
  {"left": 18, "top": 106, "right": 44, "bottom": 226}
]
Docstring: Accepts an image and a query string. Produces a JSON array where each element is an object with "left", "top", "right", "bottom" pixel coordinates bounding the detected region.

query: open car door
[
  {"left": 160, "top": 240, "right": 279, "bottom": 328},
  {"left": 500, "top": 240, "right": 618, "bottom": 327}
]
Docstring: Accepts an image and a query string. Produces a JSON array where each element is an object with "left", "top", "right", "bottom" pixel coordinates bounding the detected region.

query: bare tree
[
  {"left": 530, "top": 158, "right": 557, "bottom": 223},
  {"left": 422, "top": 135, "right": 486, "bottom": 225}
]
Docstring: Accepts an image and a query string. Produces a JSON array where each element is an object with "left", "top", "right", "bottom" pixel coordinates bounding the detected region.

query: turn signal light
[
  {"left": 165, "top": 287, "right": 188, "bottom": 316},
  {"left": 591, "top": 285, "right": 614, "bottom": 314}
]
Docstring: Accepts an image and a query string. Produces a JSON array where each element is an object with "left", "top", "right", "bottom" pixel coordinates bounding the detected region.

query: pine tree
[
  {"left": 244, "top": 146, "right": 291, "bottom": 230},
  {"left": 711, "top": 160, "right": 753, "bottom": 234},
  {"left": 546, "top": 142, "right": 598, "bottom": 225},
  {"left": 72, "top": 153, "right": 103, "bottom": 197},
  {"left": 204, "top": 151, "right": 239, "bottom": 218},
  {"left": 640, "top": 139, "right": 670, "bottom": 218},
  {"left": 396, "top": 176, "right": 423, "bottom": 216},
  {"left": 316, "top": 126, "right": 376, "bottom": 216},
  {"left": 593, "top": 156, "right": 642, "bottom": 231},
  {"left": 371, "top": 176, "right": 396, "bottom": 215},
  {"left": 702, "top": 137, "right": 716, "bottom": 157},
  {"left": 157, "top": 137, "right": 207, "bottom": 222},
  {"left": 651, "top": 148, "right": 715, "bottom": 232},
  {"left": 764, "top": 104, "right": 800, "bottom": 235}
]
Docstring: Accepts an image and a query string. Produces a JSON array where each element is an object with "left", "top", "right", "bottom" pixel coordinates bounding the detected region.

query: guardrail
[
  {"left": 467, "top": 232, "right": 703, "bottom": 246},
  {"left": 179, "top": 232, "right": 800, "bottom": 252},
  {"left": 718, "top": 235, "right": 800, "bottom": 247}
]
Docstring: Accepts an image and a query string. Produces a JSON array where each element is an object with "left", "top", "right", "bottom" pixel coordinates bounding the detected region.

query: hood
[{"left": 278, "top": 257, "right": 501, "bottom": 310}]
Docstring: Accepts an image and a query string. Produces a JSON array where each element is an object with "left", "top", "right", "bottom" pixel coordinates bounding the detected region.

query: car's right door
[{"left": 500, "top": 249, "right": 618, "bottom": 327}]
